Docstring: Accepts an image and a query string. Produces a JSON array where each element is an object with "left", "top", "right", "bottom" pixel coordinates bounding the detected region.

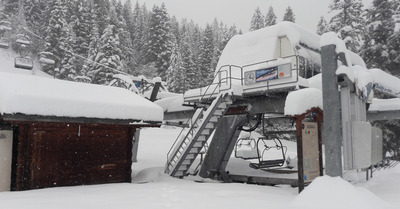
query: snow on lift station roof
[
  {"left": 215, "top": 21, "right": 320, "bottom": 72},
  {"left": 0, "top": 72, "right": 164, "bottom": 123}
]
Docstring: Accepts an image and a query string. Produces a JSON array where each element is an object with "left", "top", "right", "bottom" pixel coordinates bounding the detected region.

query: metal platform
[{"left": 228, "top": 173, "right": 298, "bottom": 187}]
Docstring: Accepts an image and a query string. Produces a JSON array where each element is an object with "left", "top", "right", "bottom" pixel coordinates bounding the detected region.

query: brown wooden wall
[{"left": 11, "top": 122, "right": 136, "bottom": 191}]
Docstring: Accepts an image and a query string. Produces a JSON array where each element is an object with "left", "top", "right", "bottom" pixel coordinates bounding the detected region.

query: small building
[{"left": 0, "top": 72, "right": 163, "bottom": 191}]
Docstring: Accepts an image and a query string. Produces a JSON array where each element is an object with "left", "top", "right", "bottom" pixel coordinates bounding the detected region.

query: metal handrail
[
  {"left": 185, "top": 56, "right": 299, "bottom": 101},
  {"left": 165, "top": 108, "right": 204, "bottom": 171}
]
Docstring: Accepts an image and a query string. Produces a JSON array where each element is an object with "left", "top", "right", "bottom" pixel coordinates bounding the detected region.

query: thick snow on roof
[
  {"left": 369, "top": 98, "right": 400, "bottom": 112},
  {"left": 369, "top": 69, "right": 400, "bottom": 98},
  {"left": 0, "top": 72, "right": 163, "bottom": 122},
  {"left": 216, "top": 21, "right": 320, "bottom": 72},
  {"left": 154, "top": 95, "right": 193, "bottom": 113},
  {"left": 284, "top": 88, "right": 323, "bottom": 116},
  {"left": 321, "top": 32, "right": 366, "bottom": 67}
]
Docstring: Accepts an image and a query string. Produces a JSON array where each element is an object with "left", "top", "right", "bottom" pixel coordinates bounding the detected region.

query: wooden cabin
[{"left": 0, "top": 72, "right": 163, "bottom": 191}]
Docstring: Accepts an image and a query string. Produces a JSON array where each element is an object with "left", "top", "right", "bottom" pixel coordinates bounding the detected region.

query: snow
[
  {"left": 336, "top": 65, "right": 374, "bottom": 101},
  {"left": 307, "top": 73, "right": 322, "bottom": 90},
  {"left": 0, "top": 126, "right": 399, "bottom": 209},
  {"left": 369, "top": 68, "right": 400, "bottom": 98},
  {"left": 154, "top": 94, "right": 193, "bottom": 112},
  {"left": 369, "top": 98, "right": 400, "bottom": 112},
  {"left": 292, "top": 176, "right": 395, "bottom": 209},
  {"left": 320, "top": 32, "right": 353, "bottom": 66},
  {"left": 284, "top": 88, "right": 323, "bottom": 116},
  {"left": 0, "top": 72, "right": 163, "bottom": 122},
  {"left": 215, "top": 22, "right": 319, "bottom": 80}
]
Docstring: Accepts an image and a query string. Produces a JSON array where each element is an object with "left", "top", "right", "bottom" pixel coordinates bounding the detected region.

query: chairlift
[
  {"left": 0, "top": 37, "right": 9, "bottom": 48},
  {"left": 14, "top": 56, "right": 33, "bottom": 70},
  {"left": 248, "top": 137, "right": 288, "bottom": 169},
  {"left": 0, "top": 20, "right": 12, "bottom": 49},
  {"left": 235, "top": 137, "right": 259, "bottom": 160}
]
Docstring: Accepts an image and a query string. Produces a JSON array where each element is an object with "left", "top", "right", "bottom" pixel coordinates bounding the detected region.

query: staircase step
[
  {"left": 186, "top": 154, "right": 196, "bottom": 160},
  {"left": 173, "top": 171, "right": 185, "bottom": 177},
  {"left": 209, "top": 116, "right": 219, "bottom": 123},
  {"left": 189, "top": 148, "right": 200, "bottom": 154},
  {"left": 218, "top": 103, "right": 228, "bottom": 109},
  {"left": 213, "top": 109, "right": 224, "bottom": 116},
  {"left": 193, "top": 141, "right": 204, "bottom": 148},
  {"left": 178, "top": 164, "right": 190, "bottom": 171},
  {"left": 201, "top": 128, "right": 211, "bottom": 135},
  {"left": 205, "top": 123, "right": 214, "bottom": 129},
  {"left": 197, "top": 135, "right": 207, "bottom": 142},
  {"left": 182, "top": 159, "right": 192, "bottom": 165}
]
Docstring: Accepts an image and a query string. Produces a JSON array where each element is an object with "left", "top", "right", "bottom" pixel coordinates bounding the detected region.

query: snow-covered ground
[{"left": 0, "top": 126, "right": 399, "bottom": 209}]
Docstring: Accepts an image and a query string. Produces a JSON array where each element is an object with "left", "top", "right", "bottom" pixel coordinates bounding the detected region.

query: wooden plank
[
  {"left": 9, "top": 121, "right": 141, "bottom": 190},
  {"left": 229, "top": 174, "right": 298, "bottom": 187}
]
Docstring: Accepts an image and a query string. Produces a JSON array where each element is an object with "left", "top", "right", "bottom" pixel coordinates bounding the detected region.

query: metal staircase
[{"left": 165, "top": 93, "right": 232, "bottom": 177}]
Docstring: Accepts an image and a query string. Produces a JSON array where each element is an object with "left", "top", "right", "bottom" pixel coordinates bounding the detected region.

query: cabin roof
[{"left": 0, "top": 72, "right": 163, "bottom": 124}]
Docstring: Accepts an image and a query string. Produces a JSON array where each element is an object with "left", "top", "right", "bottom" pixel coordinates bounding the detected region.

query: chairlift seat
[
  {"left": 236, "top": 149, "right": 259, "bottom": 160},
  {"left": 249, "top": 159, "right": 285, "bottom": 169},
  {"left": 235, "top": 137, "right": 259, "bottom": 160},
  {"left": 0, "top": 40, "right": 9, "bottom": 49},
  {"left": 15, "top": 57, "right": 33, "bottom": 70},
  {"left": 247, "top": 137, "right": 287, "bottom": 169}
]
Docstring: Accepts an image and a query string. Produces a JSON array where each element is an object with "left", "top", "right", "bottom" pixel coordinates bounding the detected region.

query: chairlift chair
[
  {"left": 234, "top": 137, "right": 259, "bottom": 160},
  {"left": 15, "top": 56, "right": 33, "bottom": 70},
  {"left": 0, "top": 21, "right": 12, "bottom": 49},
  {"left": 248, "top": 137, "right": 287, "bottom": 169},
  {"left": 0, "top": 36, "right": 9, "bottom": 48}
]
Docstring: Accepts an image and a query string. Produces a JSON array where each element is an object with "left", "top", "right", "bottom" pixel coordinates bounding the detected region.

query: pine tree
[
  {"left": 3, "top": 0, "right": 19, "bottom": 16},
  {"left": 283, "top": 6, "right": 295, "bottom": 22},
  {"left": 93, "top": 0, "right": 110, "bottom": 35},
  {"left": 58, "top": 25, "right": 77, "bottom": 81},
  {"left": 316, "top": 16, "right": 330, "bottom": 35},
  {"left": 41, "top": 0, "right": 75, "bottom": 79},
  {"left": 198, "top": 24, "right": 215, "bottom": 86},
  {"left": 69, "top": 0, "right": 91, "bottom": 58},
  {"left": 328, "top": 0, "right": 365, "bottom": 52},
  {"left": 131, "top": 2, "right": 148, "bottom": 67},
  {"left": 361, "top": 0, "right": 400, "bottom": 156},
  {"left": 167, "top": 42, "right": 185, "bottom": 93},
  {"left": 250, "top": 7, "right": 264, "bottom": 31},
  {"left": 82, "top": 1, "right": 101, "bottom": 80},
  {"left": 388, "top": 1, "right": 400, "bottom": 75},
  {"left": 23, "top": 0, "right": 45, "bottom": 35},
  {"left": 265, "top": 6, "right": 277, "bottom": 27},
  {"left": 88, "top": 24, "right": 123, "bottom": 84},
  {"left": 23, "top": 0, "right": 47, "bottom": 55},
  {"left": 179, "top": 25, "right": 196, "bottom": 89},
  {"left": 109, "top": 2, "right": 134, "bottom": 74},
  {"left": 146, "top": 3, "right": 171, "bottom": 80},
  {"left": 361, "top": 0, "right": 395, "bottom": 72}
]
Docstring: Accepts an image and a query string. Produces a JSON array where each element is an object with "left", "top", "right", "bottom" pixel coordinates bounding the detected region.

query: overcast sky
[{"left": 134, "top": 0, "right": 373, "bottom": 33}]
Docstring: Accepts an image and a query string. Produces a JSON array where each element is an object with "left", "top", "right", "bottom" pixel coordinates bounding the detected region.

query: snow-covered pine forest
[{"left": 1, "top": 0, "right": 240, "bottom": 93}]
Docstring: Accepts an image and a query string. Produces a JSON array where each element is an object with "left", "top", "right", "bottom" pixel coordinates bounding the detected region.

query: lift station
[{"left": 164, "top": 22, "right": 400, "bottom": 192}]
